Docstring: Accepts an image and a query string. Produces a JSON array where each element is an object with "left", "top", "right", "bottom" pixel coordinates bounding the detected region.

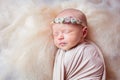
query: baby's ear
[{"left": 82, "top": 27, "right": 88, "bottom": 38}]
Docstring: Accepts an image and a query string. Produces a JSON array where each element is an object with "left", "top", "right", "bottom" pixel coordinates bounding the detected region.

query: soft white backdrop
[{"left": 0, "top": 0, "right": 120, "bottom": 80}]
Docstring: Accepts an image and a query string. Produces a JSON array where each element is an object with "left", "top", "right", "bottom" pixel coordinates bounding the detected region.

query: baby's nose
[{"left": 58, "top": 34, "right": 64, "bottom": 40}]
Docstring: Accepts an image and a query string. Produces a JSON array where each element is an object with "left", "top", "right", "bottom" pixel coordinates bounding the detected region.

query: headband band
[{"left": 52, "top": 16, "right": 84, "bottom": 25}]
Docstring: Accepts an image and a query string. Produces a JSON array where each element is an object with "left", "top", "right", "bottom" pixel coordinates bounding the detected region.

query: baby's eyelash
[
  {"left": 63, "top": 30, "right": 71, "bottom": 33},
  {"left": 53, "top": 32, "right": 59, "bottom": 36}
]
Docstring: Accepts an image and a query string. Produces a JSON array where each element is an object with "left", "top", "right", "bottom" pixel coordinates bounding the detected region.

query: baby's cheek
[
  {"left": 65, "top": 35, "right": 72, "bottom": 41},
  {"left": 66, "top": 35, "right": 75, "bottom": 41},
  {"left": 54, "top": 39, "right": 59, "bottom": 46}
]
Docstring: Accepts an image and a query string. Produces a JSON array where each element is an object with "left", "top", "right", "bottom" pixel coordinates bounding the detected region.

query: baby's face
[
  {"left": 52, "top": 8, "right": 88, "bottom": 50},
  {"left": 52, "top": 24, "right": 84, "bottom": 50}
]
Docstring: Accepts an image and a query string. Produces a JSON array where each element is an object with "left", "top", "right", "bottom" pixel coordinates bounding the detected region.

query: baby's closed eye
[
  {"left": 53, "top": 32, "right": 59, "bottom": 36},
  {"left": 63, "top": 30, "right": 72, "bottom": 34}
]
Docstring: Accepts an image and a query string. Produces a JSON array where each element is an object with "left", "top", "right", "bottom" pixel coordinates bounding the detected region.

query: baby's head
[{"left": 52, "top": 8, "right": 88, "bottom": 50}]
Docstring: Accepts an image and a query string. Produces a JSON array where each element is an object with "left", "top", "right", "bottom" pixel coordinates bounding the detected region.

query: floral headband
[{"left": 52, "top": 16, "right": 86, "bottom": 27}]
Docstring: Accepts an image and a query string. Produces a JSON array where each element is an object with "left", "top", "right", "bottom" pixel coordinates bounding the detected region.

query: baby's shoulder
[
  {"left": 82, "top": 42, "right": 101, "bottom": 59},
  {"left": 77, "top": 41, "right": 97, "bottom": 52}
]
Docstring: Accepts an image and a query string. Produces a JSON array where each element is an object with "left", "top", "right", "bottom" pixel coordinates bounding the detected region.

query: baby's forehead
[{"left": 52, "top": 23, "right": 81, "bottom": 32}]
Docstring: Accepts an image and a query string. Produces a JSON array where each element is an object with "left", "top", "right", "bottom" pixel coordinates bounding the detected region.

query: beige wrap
[{"left": 53, "top": 40, "right": 106, "bottom": 80}]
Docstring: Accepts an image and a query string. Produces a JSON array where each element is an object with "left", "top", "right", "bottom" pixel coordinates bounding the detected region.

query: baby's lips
[{"left": 59, "top": 42, "right": 66, "bottom": 46}]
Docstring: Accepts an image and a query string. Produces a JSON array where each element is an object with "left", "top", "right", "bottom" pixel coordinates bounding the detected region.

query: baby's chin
[
  {"left": 56, "top": 44, "right": 78, "bottom": 51},
  {"left": 58, "top": 46, "right": 74, "bottom": 51}
]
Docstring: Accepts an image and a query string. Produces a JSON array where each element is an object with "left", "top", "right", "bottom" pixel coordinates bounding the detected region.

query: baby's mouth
[{"left": 59, "top": 42, "right": 66, "bottom": 46}]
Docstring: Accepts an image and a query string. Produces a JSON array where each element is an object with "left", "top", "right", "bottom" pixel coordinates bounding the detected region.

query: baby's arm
[{"left": 65, "top": 45, "right": 104, "bottom": 80}]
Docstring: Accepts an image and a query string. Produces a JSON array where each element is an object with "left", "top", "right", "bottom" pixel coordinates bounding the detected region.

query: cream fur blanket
[{"left": 0, "top": 0, "right": 120, "bottom": 80}]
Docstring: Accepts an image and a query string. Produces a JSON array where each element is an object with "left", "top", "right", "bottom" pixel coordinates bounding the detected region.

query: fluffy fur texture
[{"left": 0, "top": 0, "right": 120, "bottom": 80}]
